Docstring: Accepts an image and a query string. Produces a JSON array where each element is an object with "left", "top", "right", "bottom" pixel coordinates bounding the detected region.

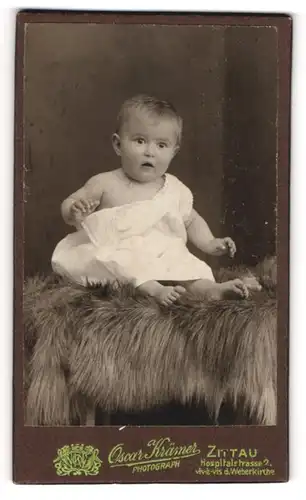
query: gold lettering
[
  {"left": 185, "top": 445, "right": 194, "bottom": 454},
  {"left": 169, "top": 445, "right": 186, "bottom": 457},
  {"left": 146, "top": 438, "right": 171, "bottom": 459},
  {"left": 207, "top": 445, "right": 216, "bottom": 458},
  {"left": 109, "top": 437, "right": 201, "bottom": 467},
  {"left": 108, "top": 444, "right": 124, "bottom": 464},
  {"left": 144, "top": 439, "right": 156, "bottom": 459},
  {"left": 238, "top": 448, "right": 248, "bottom": 458}
]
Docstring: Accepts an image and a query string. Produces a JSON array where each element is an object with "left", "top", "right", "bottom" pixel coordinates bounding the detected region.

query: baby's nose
[{"left": 144, "top": 143, "right": 155, "bottom": 156}]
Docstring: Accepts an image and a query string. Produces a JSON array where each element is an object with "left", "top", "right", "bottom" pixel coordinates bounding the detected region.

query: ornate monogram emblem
[{"left": 53, "top": 444, "right": 103, "bottom": 476}]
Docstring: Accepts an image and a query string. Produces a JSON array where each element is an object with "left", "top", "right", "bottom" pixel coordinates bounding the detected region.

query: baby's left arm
[
  {"left": 185, "top": 209, "right": 236, "bottom": 257},
  {"left": 185, "top": 209, "right": 215, "bottom": 253}
]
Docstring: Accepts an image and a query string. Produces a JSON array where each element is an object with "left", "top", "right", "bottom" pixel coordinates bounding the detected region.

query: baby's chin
[{"left": 123, "top": 166, "right": 165, "bottom": 183}]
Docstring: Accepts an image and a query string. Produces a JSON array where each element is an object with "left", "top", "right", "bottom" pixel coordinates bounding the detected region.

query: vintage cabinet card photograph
[{"left": 13, "top": 10, "right": 291, "bottom": 483}]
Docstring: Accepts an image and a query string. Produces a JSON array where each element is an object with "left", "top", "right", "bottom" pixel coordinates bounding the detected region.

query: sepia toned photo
[
  {"left": 21, "top": 18, "right": 281, "bottom": 431},
  {"left": 21, "top": 18, "right": 281, "bottom": 432}
]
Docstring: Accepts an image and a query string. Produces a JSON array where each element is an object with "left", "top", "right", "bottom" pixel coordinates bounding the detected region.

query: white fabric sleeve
[{"left": 177, "top": 178, "right": 194, "bottom": 221}]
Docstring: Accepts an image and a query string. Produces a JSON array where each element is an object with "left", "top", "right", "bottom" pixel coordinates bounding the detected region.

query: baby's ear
[
  {"left": 112, "top": 133, "right": 121, "bottom": 156},
  {"left": 173, "top": 144, "right": 180, "bottom": 157}
]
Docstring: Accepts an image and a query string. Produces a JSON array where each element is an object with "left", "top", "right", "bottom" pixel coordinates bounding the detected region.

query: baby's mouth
[{"left": 141, "top": 161, "right": 154, "bottom": 168}]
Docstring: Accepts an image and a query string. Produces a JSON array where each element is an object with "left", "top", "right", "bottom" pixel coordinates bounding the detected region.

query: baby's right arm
[{"left": 61, "top": 174, "right": 105, "bottom": 226}]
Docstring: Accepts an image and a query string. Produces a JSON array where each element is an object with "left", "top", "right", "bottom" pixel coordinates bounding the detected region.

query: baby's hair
[{"left": 116, "top": 94, "right": 183, "bottom": 144}]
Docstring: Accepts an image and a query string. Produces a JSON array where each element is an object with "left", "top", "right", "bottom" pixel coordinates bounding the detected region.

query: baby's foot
[
  {"left": 157, "top": 285, "right": 186, "bottom": 306},
  {"left": 241, "top": 276, "right": 262, "bottom": 292},
  {"left": 219, "top": 279, "right": 249, "bottom": 299}
]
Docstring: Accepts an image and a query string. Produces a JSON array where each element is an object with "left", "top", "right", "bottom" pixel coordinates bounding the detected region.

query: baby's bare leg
[
  {"left": 185, "top": 279, "right": 249, "bottom": 300},
  {"left": 137, "top": 280, "right": 186, "bottom": 305}
]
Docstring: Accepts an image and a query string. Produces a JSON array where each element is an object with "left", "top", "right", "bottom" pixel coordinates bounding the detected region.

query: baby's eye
[
  {"left": 135, "top": 138, "right": 145, "bottom": 145},
  {"left": 158, "top": 142, "right": 167, "bottom": 149}
]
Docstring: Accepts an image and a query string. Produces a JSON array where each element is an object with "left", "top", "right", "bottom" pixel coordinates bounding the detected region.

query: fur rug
[{"left": 24, "top": 257, "right": 277, "bottom": 426}]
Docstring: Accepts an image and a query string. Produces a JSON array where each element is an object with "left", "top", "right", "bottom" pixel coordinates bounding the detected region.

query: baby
[{"left": 52, "top": 95, "right": 260, "bottom": 305}]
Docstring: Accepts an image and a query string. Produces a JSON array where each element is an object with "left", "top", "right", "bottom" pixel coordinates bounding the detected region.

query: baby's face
[{"left": 114, "top": 109, "right": 179, "bottom": 183}]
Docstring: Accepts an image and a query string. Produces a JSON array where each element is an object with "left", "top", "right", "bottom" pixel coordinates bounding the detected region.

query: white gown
[{"left": 51, "top": 174, "right": 215, "bottom": 287}]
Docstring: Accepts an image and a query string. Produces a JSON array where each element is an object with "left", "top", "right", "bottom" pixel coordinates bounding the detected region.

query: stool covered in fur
[{"left": 24, "top": 257, "right": 277, "bottom": 426}]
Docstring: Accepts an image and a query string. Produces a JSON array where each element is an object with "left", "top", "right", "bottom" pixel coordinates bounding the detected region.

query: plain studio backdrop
[{"left": 23, "top": 23, "right": 277, "bottom": 278}]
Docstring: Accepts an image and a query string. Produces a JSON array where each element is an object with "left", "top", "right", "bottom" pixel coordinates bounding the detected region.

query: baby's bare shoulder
[
  {"left": 85, "top": 171, "right": 116, "bottom": 189},
  {"left": 85, "top": 171, "right": 111, "bottom": 185},
  {"left": 78, "top": 171, "right": 114, "bottom": 199}
]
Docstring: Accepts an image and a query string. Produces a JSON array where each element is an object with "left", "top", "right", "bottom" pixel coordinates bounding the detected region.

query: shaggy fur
[{"left": 24, "top": 257, "right": 277, "bottom": 426}]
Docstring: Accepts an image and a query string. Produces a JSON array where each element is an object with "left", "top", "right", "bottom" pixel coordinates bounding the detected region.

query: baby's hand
[
  {"left": 222, "top": 237, "right": 236, "bottom": 258},
  {"left": 70, "top": 199, "right": 100, "bottom": 225},
  {"left": 206, "top": 237, "right": 236, "bottom": 258}
]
